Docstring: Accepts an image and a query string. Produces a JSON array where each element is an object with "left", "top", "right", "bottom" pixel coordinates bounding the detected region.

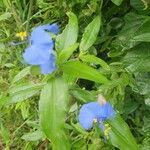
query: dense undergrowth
[{"left": 0, "top": 0, "right": 150, "bottom": 149}]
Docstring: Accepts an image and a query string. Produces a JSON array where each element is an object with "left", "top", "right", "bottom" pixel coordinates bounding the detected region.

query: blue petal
[
  {"left": 23, "top": 44, "right": 53, "bottom": 65},
  {"left": 31, "top": 24, "right": 59, "bottom": 44},
  {"left": 82, "top": 102, "right": 102, "bottom": 117},
  {"left": 37, "top": 23, "right": 59, "bottom": 34},
  {"left": 78, "top": 102, "right": 115, "bottom": 131},
  {"left": 104, "top": 103, "right": 115, "bottom": 119},
  {"left": 98, "top": 102, "right": 115, "bottom": 119},
  {"left": 78, "top": 107, "right": 96, "bottom": 130},
  {"left": 30, "top": 29, "right": 53, "bottom": 45},
  {"left": 40, "top": 55, "right": 56, "bottom": 74}
]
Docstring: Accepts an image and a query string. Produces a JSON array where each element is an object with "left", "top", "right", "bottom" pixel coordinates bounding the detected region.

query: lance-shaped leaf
[
  {"left": 12, "top": 66, "right": 31, "bottom": 83},
  {"left": 58, "top": 43, "right": 79, "bottom": 63},
  {"left": 0, "top": 12, "right": 11, "bottom": 21},
  {"left": 108, "top": 115, "right": 138, "bottom": 150},
  {"left": 56, "top": 12, "right": 78, "bottom": 51},
  {"left": 61, "top": 60, "right": 109, "bottom": 84},
  {"left": 111, "top": 0, "right": 123, "bottom": 6},
  {"left": 132, "top": 33, "right": 150, "bottom": 42},
  {"left": 8, "top": 82, "right": 44, "bottom": 104},
  {"left": 39, "top": 77, "right": 71, "bottom": 150},
  {"left": 79, "top": 16, "right": 101, "bottom": 52},
  {"left": 80, "top": 54, "right": 110, "bottom": 71},
  {"left": 130, "top": 0, "right": 150, "bottom": 12},
  {"left": 123, "top": 43, "right": 150, "bottom": 72}
]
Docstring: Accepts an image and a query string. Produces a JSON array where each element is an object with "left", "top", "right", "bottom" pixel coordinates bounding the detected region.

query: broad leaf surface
[
  {"left": 61, "top": 60, "right": 109, "bottom": 84},
  {"left": 123, "top": 43, "right": 150, "bottom": 72},
  {"left": 132, "top": 33, "right": 150, "bottom": 42},
  {"left": 110, "top": 13, "right": 150, "bottom": 53},
  {"left": 8, "top": 82, "right": 44, "bottom": 104},
  {"left": 39, "top": 77, "right": 70, "bottom": 150},
  {"left": 56, "top": 12, "right": 78, "bottom": 51},
  {"left": 80, "top": 54, "right": 110, "bottom": 71},
  {"left": 58, "top": 43, "right": 78, "bottom": 63},
  {"left": 109, "top": 115, "right": 138, "bottom": 150},
  {"left": 80, "top": 16, "right": 101, "bottom": 52},
  {"left": 12, "top": 66, "right": 31, "bottom": 83},
  {"left": 111, "top": 0, "right": 123, "bottom": 6}
]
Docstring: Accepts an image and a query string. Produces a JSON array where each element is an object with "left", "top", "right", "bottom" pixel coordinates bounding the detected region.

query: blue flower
[
  {"left": 30, "top": 23, "right": 59, "bottom": 45},
  {"left": 78, "top": 102, "right": 115, "bottom": 130},
  {"left": 23, "top": 23, "right": 59, "bottom": 75}
]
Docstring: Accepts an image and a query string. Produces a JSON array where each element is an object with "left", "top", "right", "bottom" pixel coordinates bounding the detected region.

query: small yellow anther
[
  {"left": 16, "top": 31, "right": 27, "bottom": 41},
  {"left": 93, "top": 118, "right": 97, "bottom": 123},
  {"left": 104, "top": 123, "right": 109, "bottom": 127},
  {"left": 104, "top": 123, "right": 111, "bottom": 139}
]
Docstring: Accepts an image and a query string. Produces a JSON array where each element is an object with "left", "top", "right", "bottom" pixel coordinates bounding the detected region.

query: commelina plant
[
  {"left": 17, "top": 12, "right": 138, "bottom": 149},
  {"left": 5, "top": 9, "right": 140, "bottom": 149}
]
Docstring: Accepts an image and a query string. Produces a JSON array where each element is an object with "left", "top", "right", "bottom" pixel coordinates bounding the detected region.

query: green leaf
[
  {"left": 12, "top": 66, "right": 31, "bottom": 83},
  {"left": 39, "top": 77, "right": 70, "bottom": 150},
  {"left": 0, "top": 12, "right": 11, "bottom": 21},
  {"left": 111, "top": 0, "right": 123, "bottom": 6},
  {"left": 4, "top": 63, "right": 15, "bottom": 68},
  {"left": 8, "top": 82, "right": 44, "bottom": 104},
  {"left": 110, "top": 13, "right": 150, "bottom": 51},
  {"left": 79, "top": 16, "right": 101, "bottom": 52},
  {"left": 133, "top": 73, "right": 150, "bottom": 99},
  {"left": 61, "top": 60, "right": 109, "bottom": 84},
  {"left": 71, "top": 123, "right": 88, "bottom": 135},
  {"left": 132, "top": 33, "right": 150, "bottom": 42},
  {"left": 108, "top": 115, "right": 138, "bottom": 150},
  {"left": 70, "top": 86, "right": 97, "bottom": 103},
  {"left": 58, "top": 43, "right": 79, "bottom": 63},
  {"left": 130, "top": 0, "right": 150, "bottom": 13},
  {"left": 22, "top": 130, "right": 43, "bottom": 141},
  {"left": 30, "top": 66, "right": 41, "bottom": 75},
  {"left": 56, "top": 12, "right": 78, "bottom": 51},
  {"left": 145, "top": 98, "right": 150, "bottom": 106},
  {"left": 123, "top": 43, "right": 150, "bottom": 72},
  {"left": 0, "top": 124, "right": 9, "bottom": 146},
  {"left": 80, "top": 54, "right": 110, "bottom": 71}
]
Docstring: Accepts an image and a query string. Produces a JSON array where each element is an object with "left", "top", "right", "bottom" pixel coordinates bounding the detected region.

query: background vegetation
[{"left": 0, "top": 0, "right": 150, "bottom": 149}]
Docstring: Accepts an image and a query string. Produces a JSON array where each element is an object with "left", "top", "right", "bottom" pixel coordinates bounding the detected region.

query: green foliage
[
  {"left": 58, "top": 43, "right": 79, "bottom": 63},
  {"left": 39, "top": 77, "right": 70, "bottom": 149},
  {"left": 0, "top": 0, "right": 150, "bottom": 149},
  {"left": 8, "top": 82, "right": 44, "bottom": 104},
  {"left": 0, "top": 12, "right": 11, "bottom": 21},
  {"left": 12, "top": 66, "right": 31, "bottom": 83},
  {"left": 123, "top": 43, "right": 150, "bottom": 73},
  {"left": 56, "top": 12, "right": 78, "bottom": 51},
  {"left": 79, "top": 16, "right": 101, "bottom": 52},
  {"left": 111, "top": 0, "right": 123, "bottom": 6},
  {"left": 61, "top": 60, "right": 109, "bottom": 84},
  {"left": 109, "top": 115, "right": 138, "bottom": 150},
  {"left": 132, "top": 33, "right": 150, "bottom": 42},
  {"left": 79, "top": 54, "right": 110, "bottom": 71},
  {"left": 22, "top": 130, "right": 43, "bottom": 142},
  {"left": 109, "top": 12, "right": 150, "bottom": 54},
  {"left": 130, "top": 0, "right": 150, "bottom": 14}
]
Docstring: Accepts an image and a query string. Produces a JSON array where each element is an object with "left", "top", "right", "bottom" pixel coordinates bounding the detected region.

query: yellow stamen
[
  {"left": 16, "top": 31, "right": 27, "bottom": 41},
  {"left": 93, "top": 118, "right": 97, "bottom": 123},
  {"left": 104, "top": 123, "right": 111, "bottom": 139}
]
